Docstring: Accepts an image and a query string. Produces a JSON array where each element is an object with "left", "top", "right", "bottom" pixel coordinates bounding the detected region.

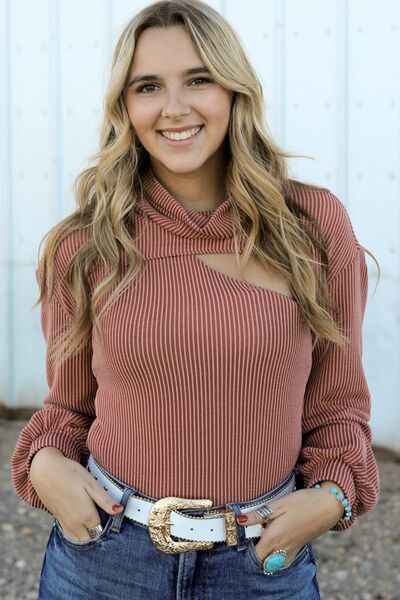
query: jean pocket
[
  {"left": 246, "top": 539, "right": 310, "bottom": 576},
  {"left": 54, "top": 507, "right": 113, "bottom": 551}
]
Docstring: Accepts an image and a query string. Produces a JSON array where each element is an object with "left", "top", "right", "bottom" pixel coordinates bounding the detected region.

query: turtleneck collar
[{"left": 136, "top": 168, "right": 238, "bottom": 241}]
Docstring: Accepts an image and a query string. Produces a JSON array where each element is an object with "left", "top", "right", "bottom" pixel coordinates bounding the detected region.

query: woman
[{"left": 11, "top": 1, "right": 380, "bottom": 598}]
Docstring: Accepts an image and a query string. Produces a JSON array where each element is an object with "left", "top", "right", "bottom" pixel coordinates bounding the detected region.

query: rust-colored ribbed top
[{"left": 11, "top": 170, "right": 379, "bottom": 530}]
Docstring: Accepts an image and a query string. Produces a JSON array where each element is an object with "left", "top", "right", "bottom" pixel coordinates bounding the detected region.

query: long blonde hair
[{"left": 34, "top": 0, "right": 380, "bottom": 365}]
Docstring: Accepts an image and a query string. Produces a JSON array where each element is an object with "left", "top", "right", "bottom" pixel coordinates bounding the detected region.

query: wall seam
[{"left": 5, "top": 0, "right": 15, "bottom": 406}]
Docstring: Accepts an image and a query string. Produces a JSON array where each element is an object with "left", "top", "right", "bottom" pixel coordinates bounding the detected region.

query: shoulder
[
  {"left": 54, "top": 227, "right": 92, "bottom": 275},
  {"left": 285, "top": 179, "right": 362, "bottom": 279},
  {"left": 35, "top": 227, "right": 92, "bottom": 311}
]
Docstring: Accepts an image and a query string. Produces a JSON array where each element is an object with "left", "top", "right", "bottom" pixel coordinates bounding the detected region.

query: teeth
[{"left": 161, "top": 126, "right": 202, "bottom": 140}]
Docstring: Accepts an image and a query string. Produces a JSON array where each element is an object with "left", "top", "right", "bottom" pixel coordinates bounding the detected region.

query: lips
[
  {"left": 158, "top": 125, "right": 204, "bottom": 134},
  {"left": 160, "top": 126, "right": 202, "bottom": 140},
  {"left": 157, "top": 125, "right": 204, "bottom": 145}
]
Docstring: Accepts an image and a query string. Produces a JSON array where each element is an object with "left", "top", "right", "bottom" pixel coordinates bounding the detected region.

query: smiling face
[{"left": 123, "top": 24, "right": 233, "bottom": 178}]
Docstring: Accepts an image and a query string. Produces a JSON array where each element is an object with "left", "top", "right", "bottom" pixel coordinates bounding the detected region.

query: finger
[
  {"left": 58, "top": 503, "right": 104, "bottom": 542},
  {"left": 236, "top": 499, "right": 283, "bottom": 527},
  {"left": 254, "top": 539, "right": 302, "bottom": 569},
  {"left": 59, "top": 520, "right": 96, "bottom": 543},
  {"left": 253, "top": 526, "right": 281, "bottom": 563},
  {"left": 84, "top": 474, "right": 123, "bottom": 516}
]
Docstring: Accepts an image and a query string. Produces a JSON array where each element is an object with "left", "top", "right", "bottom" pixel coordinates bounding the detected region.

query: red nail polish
[
  {"left": 237, "top": 515, "right": 248, "bottom": 524},
  {"left": 112, "top": 504, "right": 122, "bottom": 511}
]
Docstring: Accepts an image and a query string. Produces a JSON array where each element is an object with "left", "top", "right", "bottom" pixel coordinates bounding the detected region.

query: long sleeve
[
  {"left": 11, "top": 261, "right": 98, "bottom": 514},
  {"left": 295, "top": 242, "right": 380, "bottom": 531}
]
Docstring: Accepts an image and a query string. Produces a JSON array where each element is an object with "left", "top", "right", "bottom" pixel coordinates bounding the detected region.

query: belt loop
[
  {"left": 225, "top": 502, "right": 248, "bottom": 551},
  {"left": 111, "top": 486, "right": 136, "bottom": 533},
  {"left": 293, "top": 467, "right": 303, "bottom": 490}
]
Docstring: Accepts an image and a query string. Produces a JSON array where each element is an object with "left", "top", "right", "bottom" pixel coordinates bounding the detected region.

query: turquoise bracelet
[{"left": 313, "top": 482, "right": 353, "bottom": 522}]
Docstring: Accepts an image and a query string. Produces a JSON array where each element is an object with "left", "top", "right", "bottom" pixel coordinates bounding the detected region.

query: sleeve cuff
[{"left": 27, "top": 431, "right": 84, "bottom": 470}]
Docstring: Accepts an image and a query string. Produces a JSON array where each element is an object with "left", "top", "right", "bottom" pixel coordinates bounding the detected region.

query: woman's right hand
[{"left": 29, "top": 446, "right": 123, "bottom": 542}]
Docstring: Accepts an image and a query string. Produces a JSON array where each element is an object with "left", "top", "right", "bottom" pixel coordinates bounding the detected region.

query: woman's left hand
[{"left": 237, "top": 482, "right": 345, "bottom": 567}]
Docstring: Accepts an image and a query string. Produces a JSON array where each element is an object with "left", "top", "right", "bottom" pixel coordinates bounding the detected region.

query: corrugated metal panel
[{"left": 1, "top": 0, "right": 398, "bottom": 450}]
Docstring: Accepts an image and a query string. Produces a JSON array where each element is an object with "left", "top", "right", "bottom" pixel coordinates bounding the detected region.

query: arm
[
  {"left": 236, "top": 238, "right": 380, "bottom": 565},
  {"left": 295, "top": 243, "right": 380, "bottom": 530},
  {"left": 11, "top": 262, "right": 98, "bottom": 514}
]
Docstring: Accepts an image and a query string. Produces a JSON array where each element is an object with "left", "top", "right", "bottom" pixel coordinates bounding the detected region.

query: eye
[
  {"left": 135, "top": 77, "right": 213, "bottom": 94},
  {"left": 135, "top": 83, "right": 159, "bottom": 94},
  {"left": 188, "top": 77, "right": 213, "bottom": 86}
]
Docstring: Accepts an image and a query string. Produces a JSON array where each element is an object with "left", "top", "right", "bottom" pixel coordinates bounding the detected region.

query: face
[{"left": 123, "top": 25, "right": 233, "bottom": 178}]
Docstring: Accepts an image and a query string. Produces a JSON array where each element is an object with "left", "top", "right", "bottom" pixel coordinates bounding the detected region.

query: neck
[{"left": 149, "top": 159, "right": 228, "bottom": 212}]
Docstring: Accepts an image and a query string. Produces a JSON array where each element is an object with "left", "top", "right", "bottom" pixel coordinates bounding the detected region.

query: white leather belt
[{"left": 87, "top": 454, "right": 296, "bottom": 554}]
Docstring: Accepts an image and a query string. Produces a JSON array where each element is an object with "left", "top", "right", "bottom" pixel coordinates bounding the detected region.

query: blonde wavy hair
[{"left": 34, "top": 0, "right": 379, "bottom": 365}]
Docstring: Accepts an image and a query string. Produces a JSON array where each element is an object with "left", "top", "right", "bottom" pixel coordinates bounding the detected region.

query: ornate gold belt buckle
[{"left": 147, "top": 496, "right": 224, "bottom": 554}]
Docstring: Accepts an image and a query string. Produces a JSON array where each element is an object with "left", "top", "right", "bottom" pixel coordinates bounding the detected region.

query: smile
[
  {"left": 160, "top": 126, "right": 202, "bottom": 140},
  {"left": 158, "top": 126, "right": 204, "bottom": 146}
]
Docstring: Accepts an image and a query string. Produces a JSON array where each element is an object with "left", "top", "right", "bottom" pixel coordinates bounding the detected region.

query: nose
[{"left": 161, "top": 89, "right": 190, "bottom": 119}]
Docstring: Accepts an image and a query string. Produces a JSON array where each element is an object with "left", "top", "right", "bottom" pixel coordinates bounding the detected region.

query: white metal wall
[{"left": 1, "top": 0, "right": 399, "bottom": 451}]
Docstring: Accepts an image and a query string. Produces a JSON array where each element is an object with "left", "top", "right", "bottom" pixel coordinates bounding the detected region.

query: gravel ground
[{"left": 1, "top": 418, "right": 399, "bottom": 600}]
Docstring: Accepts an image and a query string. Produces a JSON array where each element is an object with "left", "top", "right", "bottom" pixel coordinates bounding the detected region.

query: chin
[{"left": 158, "top": 158, "right": 207, "bottom": 175}]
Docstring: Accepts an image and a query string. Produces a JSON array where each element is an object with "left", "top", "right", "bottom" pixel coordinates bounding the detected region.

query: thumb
[{"left": 236, "top": 499, "right": 282, "bottom": 527}]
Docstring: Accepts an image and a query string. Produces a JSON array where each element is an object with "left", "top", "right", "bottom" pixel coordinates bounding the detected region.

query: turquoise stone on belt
[{"left": 263, "top": 552, "right": 287, "bottom": 572}]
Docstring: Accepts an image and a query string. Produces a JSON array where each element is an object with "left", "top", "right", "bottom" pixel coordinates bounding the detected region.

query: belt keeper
[
  {"left": 111, "top": 486, "right": 137, "bottom": 533},
  {"left": 225, "top": 502, "right": 247, "bottom": 550}
]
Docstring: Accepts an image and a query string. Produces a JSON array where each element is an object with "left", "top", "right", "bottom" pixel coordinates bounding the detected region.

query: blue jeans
[{"left": 38, "top": 460, "right": 320, "bottom": 599}]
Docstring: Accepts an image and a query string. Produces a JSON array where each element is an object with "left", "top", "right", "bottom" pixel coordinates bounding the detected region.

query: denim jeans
[{"left": 38, "top": 459, "right": 321, "bottom": 599}]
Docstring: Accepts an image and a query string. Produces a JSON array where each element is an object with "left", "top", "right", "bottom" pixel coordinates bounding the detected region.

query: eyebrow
[{"left": 127, "top": 66, "right": 211, "bottom": 87}]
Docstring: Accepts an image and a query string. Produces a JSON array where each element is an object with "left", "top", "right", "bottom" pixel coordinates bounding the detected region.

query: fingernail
[
  {"left": 236, "top": 515, "right": 248, "bottom": 524},
  {"left": 112, "top": 504, "right": 123, "bottom": 511}
]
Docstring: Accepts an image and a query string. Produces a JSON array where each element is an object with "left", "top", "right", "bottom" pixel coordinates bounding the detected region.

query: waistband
[{"left": 86, "top": 454, "right": 297, "bottom": 554}]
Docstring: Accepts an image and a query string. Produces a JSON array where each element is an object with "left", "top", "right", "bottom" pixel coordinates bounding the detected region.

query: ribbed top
[
  {"left": 137, "top": 169, "right": 237, "bottom": 240},
  {"left": 11, "top": 170, "right": 379, "bottom": 531}
]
